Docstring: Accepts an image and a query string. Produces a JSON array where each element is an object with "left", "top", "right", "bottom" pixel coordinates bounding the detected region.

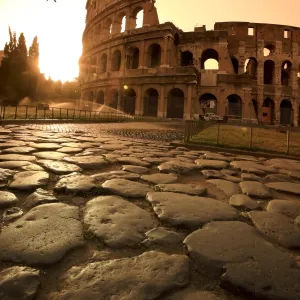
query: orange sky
[{"left": 1, "top": 0, "right": 300, "bottom": 82}]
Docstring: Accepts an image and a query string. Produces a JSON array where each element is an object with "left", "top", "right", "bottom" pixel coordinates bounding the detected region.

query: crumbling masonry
[{"left": 80, "top": 0, "right": 300, "bottom": 126}]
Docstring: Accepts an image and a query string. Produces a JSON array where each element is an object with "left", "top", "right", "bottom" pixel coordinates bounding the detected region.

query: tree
[{"left": 29, "top": 36, "right": 39, "bottom": 64}]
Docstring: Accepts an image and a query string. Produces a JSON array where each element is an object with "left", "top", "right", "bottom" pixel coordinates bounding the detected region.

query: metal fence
[{"left": 184, "top": 120, "right": 300, "bottom": 156}]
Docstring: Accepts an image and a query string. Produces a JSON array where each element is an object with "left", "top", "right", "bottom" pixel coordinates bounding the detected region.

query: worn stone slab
[
  {"left": 239, "top": 181, "right": 272, "bottom": 198},
  {"left": 241, "top": 173, "right": 262, "bottom": 181},
  {"left": 50, "top": 251, "right": 189, "bottom": 300},
  {"left": 0, "top": 154, "right": 36, "bottom": 162},
  {"left": 141, "top": 173, "right": 178, "bottom": 184},
  {"left": 84, "top": 196, "right": 154, "bottom": 247},
  {"left": 0, "top": 191, "right": 18, "bottom": 208},
  {"left": 207, "top": 179, "right": 241, "bottom": 197},
  {"left": 0, "top": 161, "right": 32, "bottom": 169},
  {"left": 223, "top": 175, "right": 242, "bottom": 183},
  {"left": 266, "top": 200, "right": 300, "bottom": 218},
  {"left": 122, "top": 165, "right": 149, "bottom": 174},
  {"left": 2, "top": 207, "right": 23, "bottom": 221},
  {"left": 57, "top": 147, "right": 83, "bottom": 154},
  {"left": 229, "top": 194, "right": 259, "bottom": 210},
  {"left": 266, "top": 158, "right": 300, "bottom": 172},
  {"left": 184, "top": 221, "right": 292, "bottom": 276},
  {"left": 21, "top": 164, "right": 44, "bottom": 171},
  {"left": 248, "top": 211, "right": 300, "bottom": 248},
  {"left": 33, "top": 151, "right": 68, "bottom": 161},
  {"left": 117, "top": 157, "right": 150, "bottom": 167},
  {"left": 195, "top": 159, "right": 228, "bottom": 170},
  {"left": 9, "top": 171, "right": 49, "bottom": 191},
  {"left": 201, "top": 170, "right": 225, "bottom": 179},
  {"left": 0, "top": 203, "right": 84, "bottom": 265},
  {"left": 0, "top": 266, "right": 40, "bottom": 300},
  {"left": 2, "top": 147, "right": 36, "bottom": 154},
  {"left": 102, "top": 179, "right": 152, "bottom": 198},
  {"left": 0, "top": 168, "right": 17, "bottom": 186},
  {"left": 28, "top": 142, "right": 61, "bottom": 150},
  {"left": 230, "top": 161, "right": 277, "bottom": 175},
  {"left": 38, "top": 159, "right": 82, "bottom": 174},
  {"left": 92, "top": 171, "right": 140, "bottom": 182},
  {"left": 158, "top": 160, "right": 199, "bottom": 173},
  {"left": 55, "top": 173, "right": 96, "bottom": 193},
  {"left": 203, "top": 153, "right": 234, "bottom": 162},
  {"left": 100, "top": 144, "right": 128, "bottom": 151},
  {"left": 155, "top": 183, "right": 207, "bottom": 196},
  {"left": 25, "top": 188, "right": 58, "bottom": 208},
  {"left": 266, "top": 182, "right": 300, "bottom": 195},
  {"left": 63, "top": 156, "right": 108, "bottom": 169},
  {"left": 0, "top": 141, "right": 26, "bottom": 148},
  {"left": 264, "top": 173, "right": 291, "bottom": 183},
  {"left": 61, "top": 142, "right": 94, "bottom": 149},
  {"left": 146, "top": 192, "right": 238, "bottom": 228}
]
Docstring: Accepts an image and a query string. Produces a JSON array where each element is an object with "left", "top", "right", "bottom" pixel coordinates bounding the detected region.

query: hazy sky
[{"left": 0, "top": 0, "right": 299, "bottom": 81}]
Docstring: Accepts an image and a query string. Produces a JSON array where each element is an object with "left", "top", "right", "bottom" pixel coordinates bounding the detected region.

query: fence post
[
  {"left": 14, "top": 106, "right": 18, "bottom": 119},
  {"left": 52, "top": 108, "right": 54, "bottom": 119},
  {"left": 3, "top": 106, "right": 5, "bottom": 119},
  {"left": 59, "top": 108, "right": 62, "bottom": 119},
  {"left": 35, "top": 106, "right": 38, "bottom": 119},
  {"left": 249, "top": 127, "right": 253, "bottom": 149},
  {"left": 286, "top": 130, "right": 290, "bottom": 154},
  {"left": 25, "top": 105, "right": 28, "bottom": 119},
  {"left": 43, "top": 107, "right": 46, "bottom": 120},
  {"left": 216, "top": 124, "right": 220, "bottom": 145},
  {"left": 73, "top": 109, "right": 75, "bottom": 119},
  {"left": 67, "top": 109, "right": 69, "bottom": 119}
]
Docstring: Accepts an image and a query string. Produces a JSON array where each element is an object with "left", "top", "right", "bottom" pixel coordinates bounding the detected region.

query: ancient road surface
[{"left": 0, "top": 123, "right": 300, "bottom": 300}]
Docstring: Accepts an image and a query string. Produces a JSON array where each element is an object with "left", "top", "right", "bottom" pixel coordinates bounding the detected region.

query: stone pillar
[
  {"left": 274, "top": 63, "right": 281, "bottom": 86},
  {"left": 293, "top": 101, "right": 299, "bottom": 127},
  {"left": 184, "top": 85, "right": 193, "bottom": 119},
  {"left": 107, "top": 48, "right": 112, "bottom": 73},
  {"left": 162, "top": 36, "right": 171, "bottom": 67},
  {"left": 274, "top": 97, "right": 281, "bottom": 124},
  {"left": 291, "top": 66, "right": 298, "bottom": 89},
  {"left": 135, "top": 86, "right": 143, "bottom": 115},
  {"left": 158, "top": 86, "right": 166, "bottom": 117},
  {"left": 256, "top": 86, "right": 264, "bottom": 121},
  {"left": 242, "top": 88, "right": 252, "bottom": 120},
  {"left": 139, "top": 40, "right": 146, "bottom": 68},
  {"left": 257, "top": 60, "right": 264, "bottom": 86}
]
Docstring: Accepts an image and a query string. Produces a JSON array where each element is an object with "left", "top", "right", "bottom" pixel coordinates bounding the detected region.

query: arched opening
[
  {"left": 127, "top": 47, "right": 139, "bottom": 69},
  {"left": 88, "top": 91, "right": 94, "bottom": 102},
  {"left": 132, "top": 7, "right": 144, "bottom": 29},
  {"left": 121, "top": 15, "right": 126, "bottom": 33},
  {"left": 147, "top": 44, "right": 161, "bottom": 68},
  {"left": 200, "top": 49, "right": 219, "bottom": 70},
  {"left": 199, "top": 93, "right": 217, "bottom": 114},
  {"left": 280, "top": 99, "right": 292, "bottom": 125},
  {"left": 104, "top": 18, "right": 113, "bottom": 37},
  {"left": 244, "top": 57, "right": 257, "bottom": 79},
  {"left": 90, "top": 56, "right": 97, "bottom": 76},
  {"left": 109, "top": 90, "right": 118, "bottom": 109},
  {"left": 262, "top": 98, "right": 275, "bottom": 124},
  {"left": 264, "top": 44, "right": 275, "bottom": 57},
  {"left": 167, "top": 89, "right": 184, "bottom": 119},
  {"left": 231, "top": 56, "right": 239, "bottom": 74},
  {"left": 281, "top": 60, "right": 292, "bottom": 86},
  {"left": 111, "top": 50, "right": 122, "bottom": 71},
  {"left": 264, "top": 60, "right": 275, "bottom": 84},
  {"left": 144, "top": 88, "right": 159, "bottom": 117},
  {"left": 227, "top": 94, "right": 242, "bottom": 118},
  {"left": 123, "top": 88, "right": 136, "bottom": 115},
  {"left": 181, "top": 51, "right": 194, "bottom": 66},
  {"left": 96, "top": 91, "right": 104, "bottom": 105},
  {"left": 251, "top": 99, "right": 259, "bottom": 120},
  {"left": 99, "top": 53, "right": 107, "bottom": 73}
]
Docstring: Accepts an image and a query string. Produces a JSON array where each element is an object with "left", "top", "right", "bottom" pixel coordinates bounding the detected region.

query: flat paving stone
[
  {"left": 266, "top": 200, "right": 300, "bottom": 218},
  {"left": 141, "top": 173, "right": 178, "bottom": 184},
  {"left": 207, "top": 179, "right": 241, "bottom": 197},
  {"left": 239, "top": 181, "right": 272, "bottom": 198},
  {"left": 0, "top": 141, "right": 27, "bottom": 148},
  {"left": 201, "top": 170, "right": 225, "bottom": 179},
  {"left": 9, "top": 171, "right": 49, "bottom": 191},
  {"left": 54, "top": 173, "right": 96, "bottom": 193},
  {"left": 0, "top": 266, "right": 40, "bottom": 300},
  {"left": 158, "top": 160, "right": 199, "bottom": 173},
  {"left": 195, "top": 159, "right": 228, "bottom": 170},
  {"left": 28, "top": 142, "right": 62, "bottom": 150},
  {"left": 230, "top": 161, "right": 277, "bottom": 175},
  {"left": 50, "top": 251, "right": 189, "bottom": 300},
  {"left": 0, "top": 203, "right": 84, "bottom": 265},
  {"left": 0, "top": 154, "right": 36, "bottom": 162},
  {"left": 92, "top": 171, "right": 140, "bottom": 182},
  {"left": 241, "top": 173, "right": 262, "bottom": 181},
  {"left": 155, "top": 183, "right": 207, "bottom": 196},
  {"left": 57, "top": 147, "right": 83, "bottom": 154},
  {"left": 264, "top": 173, "right": 291, "bottom": 182},
  {"left": 266, "top": 158, "right": 300, "bottom": 172},
  {"left": 2, "top": 147, "right": 36, "bottom": 154},
  {"left": 146, "top": 192, "right": 238, "bottom": 228},
  {"left": 0, "top": 191, "right": 18, "bottom": 208},
  {"left": 203, "top": 153, "right": 234, "bottom": 162},
  {"left": 0, "top": 161, "right": 32, "bottom": 169},
  {"left": 229, "top": 194, "right": 259, "bottom": 210},
  {"left": 25, "top": 188, "right": 58, "bottom": 208},
  {"left": 38, "top": 159, "right": 82, "bottom": 174},
  {"left": 84, "top": 196, "right": 154, "bottom": 247},
  {"left": 2, "top": 207, "right": 23, "bottom": 221},
  {"left": 122, "top": 165, "right": 149, "bottom": 174},
  {"left": 102, "top": 179, "right": 152, "bottom": 198},
  {"left": 61, "top": 142, "right": 94, "bottom": 149},
  {"left": 0, "top": 168, "right": 17, "bottom": 186},
  {"left": 117, "top": 157, "right": 150, "bottom": 167},
  {"left": 100, "top": 144, "right": 127, "bottom": 151},
  {"left": 33, "top": 152, "right": 68, "bottom": 161},
  {"left": 266, "top": 182, "right": 300, "bottom": 195},
  {"left": 63, "top": 156, "right": 108, "bottom": 169},
  {"left": 184, "top": 221, "right": 292, "bottom": 276},
  {"left": 21, "top": 164, "right": 44, "bottom": 171},
  {"left": 248, "top": 211, "right": 300, "bottom": 248}
]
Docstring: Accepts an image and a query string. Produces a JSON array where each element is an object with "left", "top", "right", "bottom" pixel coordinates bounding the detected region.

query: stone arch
[
  {"left": 280, "top": 99, "right": 292, "bottom": 125},
  {"left": 200, "top": 49, "right": 219, "bottom": 70},
  {"left": 167, "top": 88, "right": 184, "bottom": 119},
  {"left": 132, "top": 7, "right": 144, "bottom": 29},
  {"left": 96, "top": 90, "right": 104, "bottom": 105},
  {"left": 99, "top": 53, "right": 107, "bottom": 73},
  {"left": 111, "top": 50, "right": 122, "bottom": 71},
  {"left": 95, "top": 23, "right": 102, "bottom": 42},
  {"left": 88, "top": 91, "right": 94, "bottom": 102},
  {"left": 281, "top": 60, "right": 292, "bottom": 86},
  {"left": 264, "top": 44, "right": 275, "bottom": 57},
  {"left": 199, "top": 93, "right": 217, "bottom": 114},
  {"left": 231, "top": 56, "right": 239, "bottom": 74},
  {"left": 262, "top": 98, "right": 275, "bottom": 124},
  {"left": 244, "top": 57, "right": 257, "bottom": 79},
  {"left": 147, "top": 43, "right": 161, "bottom": 68},
  {"left": 264, "top": 60, "right": 275, "bottom": 84},
  {"left": 181, "top": 51, "right": 194, "bottom": 66},
  {"left": 123, "top": 88, "right": 136, "bottom": 115},
  {"left": 127, "top": 47, "right": 139, "bottom": 69},
  {"left": 144, "top": 88, "right": 159, "bottom": 117},
  {"left": 103, "top": 18, "right": 113, "bottom": 37},
  {"left": 109, "top": 89, "right": 118, "bottom": 109},
  {"left": 251, "top": 99, "right": 259, "bottom": 120},
  {"left": 226, "top": 94, "right": 242, "bottom": 117},
  {"left": 120, "top": 14, "right": 127, "bottom": 33}
]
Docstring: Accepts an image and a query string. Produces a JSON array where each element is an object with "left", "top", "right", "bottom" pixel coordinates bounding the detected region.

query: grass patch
[{"left": 190, "top": 125, "right": 300, "bottom": 156}]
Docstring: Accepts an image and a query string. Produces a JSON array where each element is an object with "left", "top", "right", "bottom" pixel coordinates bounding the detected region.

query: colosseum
[{"left": 80, "top": 0, "right": 300, "bottom": 126}]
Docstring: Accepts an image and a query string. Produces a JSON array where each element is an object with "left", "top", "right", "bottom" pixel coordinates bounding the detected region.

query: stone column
[
  {"left": 257, "top": 60, "right": 264, "bottom": 86},
  {"left": 274, "top": 63, "right": 281, "bottom": 86},
  {"left": 158, "top": 86, "right": 166, "bottom": 117},
  {"left": 184, "top": 85, "right": 193, "bottom": 119},
  {"left": 242, "top": 88, "right": 252, "bottom": 120},
  {"left": 162, "top": 36, "right": 171, "bottom": 67},
  {"left": 293, "top": 100, "right": 299, "bottom": 127},
  {"left": 135, "top": 86, "right": 143, "bottom": 115},
  {"left": 139, "top": 40, "right": 146, "bottom": 68}
]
